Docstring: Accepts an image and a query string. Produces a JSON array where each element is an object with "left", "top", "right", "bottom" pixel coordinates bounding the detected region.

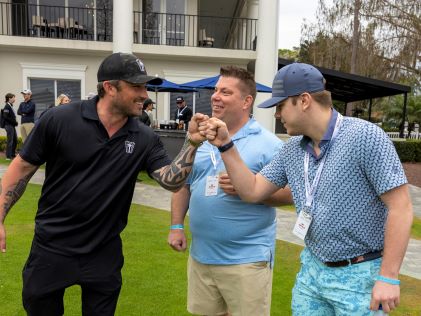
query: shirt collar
[
  {"left": 81, "top": 96, "right": 140, "bottom": 132},
  {"left": 301, "top": 108, "right": 338, "bottom": 157},
  {"left": 231, "top": 118, "right": 261, "bottom": 141}
]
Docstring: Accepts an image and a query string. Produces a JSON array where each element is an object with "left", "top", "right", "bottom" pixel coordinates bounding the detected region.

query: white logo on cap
[
  {"left": 135, "top": 59, "right": 145, "bottom": 72},
  {"left": 125, "top": 141, "right": 135, "bottom": 154}
]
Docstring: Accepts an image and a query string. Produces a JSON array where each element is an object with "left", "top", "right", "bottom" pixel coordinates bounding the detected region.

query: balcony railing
[{"left": 0, "top": 2, "right": 257, "bottom": 51}]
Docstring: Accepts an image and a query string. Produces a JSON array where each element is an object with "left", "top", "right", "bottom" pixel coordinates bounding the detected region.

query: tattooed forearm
[
  {"left": 1, "top": 172, "right": 35, "bottom": 222},
  {"left": 152, "top": 137, "right": 198, "bottom": 191}
]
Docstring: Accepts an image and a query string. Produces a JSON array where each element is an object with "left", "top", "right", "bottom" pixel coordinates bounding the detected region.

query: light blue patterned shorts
[{"left": 292, "top": 247, "right": 382, "bottom": 316}]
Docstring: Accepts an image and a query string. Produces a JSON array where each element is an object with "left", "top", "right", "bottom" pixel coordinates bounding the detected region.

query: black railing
[
  {"left": 0, "top": 2, "right": 257, "bottom": 50},
  {"left": 133, "top": 11, "right": 257, "bottom": 50},
  {"left": 0, "top": 2, "right": 112, "bottom": 41}
]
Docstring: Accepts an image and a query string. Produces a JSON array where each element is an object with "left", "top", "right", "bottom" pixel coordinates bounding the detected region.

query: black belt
[{"left": 324, "top": 250, "right": 383, "bottom": 268}]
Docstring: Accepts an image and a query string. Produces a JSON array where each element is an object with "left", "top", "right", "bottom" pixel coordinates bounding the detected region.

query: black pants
[
  {"left": 22, "top": 237, "right": 124, "bottom": 316},
  {"left": 5, "top": 124, "right": 17, "bottom": 158}
]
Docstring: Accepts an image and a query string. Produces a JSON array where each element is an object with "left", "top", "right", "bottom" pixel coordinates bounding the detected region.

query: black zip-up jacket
[{"left": 3, "top": 103, "right": 18, "bottom": 126}]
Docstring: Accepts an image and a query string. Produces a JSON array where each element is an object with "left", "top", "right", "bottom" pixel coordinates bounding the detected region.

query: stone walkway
[{"left": 1, "top": 167, "right": 420, "bottom": 280}]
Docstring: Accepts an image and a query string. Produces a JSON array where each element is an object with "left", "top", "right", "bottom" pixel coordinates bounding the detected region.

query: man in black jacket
[
  {"left": 3, "top": 93, "right": 18, "bottom": 160},
  {"left": 173, "top": 96, "right": 193, "bottom": 129}
]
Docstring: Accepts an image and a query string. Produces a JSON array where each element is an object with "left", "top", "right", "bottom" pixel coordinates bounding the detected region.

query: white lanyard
[
  {"left": 177, "top": 107, "right": 186, "bottom": 117},
  {"left": 210, "top": 147, "right": 217, "bottom": 170},
  {"left": 304, "top": 113, "right": 343, "bottom": 208}
]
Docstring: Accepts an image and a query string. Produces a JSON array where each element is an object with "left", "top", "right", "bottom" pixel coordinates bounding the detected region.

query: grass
[
  {"left": 0, "top": 184, "right": 420, "bottom": 315},
  {"left": 136, "top": 171, "right": 159, "bottom": 186},
  {"left": 0, "top": 157, "right": 156, "bottom": 186},
  {"left": 411, "top": 216, "right": 421, "bottom": 240}
]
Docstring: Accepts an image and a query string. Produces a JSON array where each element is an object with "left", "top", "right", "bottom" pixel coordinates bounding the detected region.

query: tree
[
  {"left": 299, "top": 0, "right": 420, "bottom": 118},
  {"left": 278, "top": 48, "right": 299, "bottom": 61},
  {"left": 300, "top": 0, "right": 420, "bottom": 84},
  {"left": 382, "top": 94, "right": 421, "bottom": 135}
]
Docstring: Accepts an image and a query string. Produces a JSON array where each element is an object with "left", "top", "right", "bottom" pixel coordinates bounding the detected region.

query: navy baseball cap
[
  {"left": 97, "top": 52, "right": 162, "bottom": 85},
  {"left": 257, "top": 63, "right": 325, "bottom": 108}
]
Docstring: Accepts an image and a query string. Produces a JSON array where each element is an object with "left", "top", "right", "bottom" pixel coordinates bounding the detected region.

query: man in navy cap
[
  {"left": 203, "top": 63, "right": 413, "bottom": 315},
  {"left": 0, "top": 52, "right": 208, "bottom": 315}
]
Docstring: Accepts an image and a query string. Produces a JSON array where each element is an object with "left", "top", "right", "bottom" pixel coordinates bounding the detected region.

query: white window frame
[{"left": 20, "top": 62, "right": 87, "bottom": 98}]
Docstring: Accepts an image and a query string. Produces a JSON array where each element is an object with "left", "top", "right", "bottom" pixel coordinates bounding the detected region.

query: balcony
[{"left": 0, "top": 2, "right": 257, "bottom": 51}]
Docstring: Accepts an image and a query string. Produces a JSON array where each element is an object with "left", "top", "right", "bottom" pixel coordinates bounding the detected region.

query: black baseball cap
[
  {"left": 176, "top": 96, "right": 184, "bottom": 102},
  {"left": 144, "top": 98, "right": 155, "bottom": 106},
  {"left": 97, "top": 52, "right": 162, "bottom": 85},
  {"left": 258, "top": 63, "right": 325, "bottom": 108}
]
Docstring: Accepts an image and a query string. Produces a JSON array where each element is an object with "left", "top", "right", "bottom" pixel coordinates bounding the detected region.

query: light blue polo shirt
[
  {"left": 188, "top": 118, "right": 283, "bottom": 265},
  {"left": 260, "top": 109, "right": 407, "bottom": 262}
]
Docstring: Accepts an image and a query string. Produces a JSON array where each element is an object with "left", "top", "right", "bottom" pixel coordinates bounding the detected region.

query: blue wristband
[
  {"left": 376, "top": 275, "right": 400, "bottom": 285},
  {"left": 170, "top": 224, "right": 184, "bottom": 230}
]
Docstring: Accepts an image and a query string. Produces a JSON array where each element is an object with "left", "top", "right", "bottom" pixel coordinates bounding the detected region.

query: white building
[{"left": 0, "top": 0, "right": 278, "bottom": 134}]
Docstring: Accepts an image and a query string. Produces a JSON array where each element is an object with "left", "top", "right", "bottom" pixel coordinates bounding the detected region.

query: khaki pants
[
  {"left": 187, "top": 256, "right": 273, "bottom": 316},
  {"left": 20, "top": 122, "right": 34, "bottom": 143}
]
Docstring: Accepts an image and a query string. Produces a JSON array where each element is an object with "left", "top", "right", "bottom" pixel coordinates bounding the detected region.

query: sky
[{"left": 277, "top": 0, "right": 319, "bottom": 49}]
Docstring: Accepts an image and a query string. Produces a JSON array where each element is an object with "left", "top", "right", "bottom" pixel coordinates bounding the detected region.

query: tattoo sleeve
[
  {"left": 152, "top": 137, "right": 199, "bottom": 191},
  {"left": 1, "top": 170, "right": 36, "bottom": 223}
]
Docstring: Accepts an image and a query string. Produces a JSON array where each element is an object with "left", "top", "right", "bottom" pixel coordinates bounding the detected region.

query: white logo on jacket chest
[{"left": 125, "top": 141, "right": 135, "bottom": 154}]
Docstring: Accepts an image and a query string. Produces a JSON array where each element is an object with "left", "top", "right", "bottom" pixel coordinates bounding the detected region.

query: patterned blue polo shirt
[{"left": 260, "top": 110, "right": 407, "bottom": 262}]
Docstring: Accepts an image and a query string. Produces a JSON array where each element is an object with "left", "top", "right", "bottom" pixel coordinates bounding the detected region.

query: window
[
  {"left": 166, "top": 0, "right": 185, "bottom": 46},
  {"left": 20, "top": 62, "right": 86, "bottom": 119},
  {"left": 30, "top": 78, "right": 81, "bottom": 118},
  {"left": 142, "top": 0, "right": 185, "bottom": 45}
]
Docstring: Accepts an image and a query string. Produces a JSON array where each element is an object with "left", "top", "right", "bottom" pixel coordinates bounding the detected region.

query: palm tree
[{"left": 382, "top": 94, "right": 421, "bottom": 136}]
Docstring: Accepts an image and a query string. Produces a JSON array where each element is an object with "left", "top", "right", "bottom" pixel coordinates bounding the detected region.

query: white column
[
  {"left": 253, "top": 0, "right": 279, "bottom": 132},
  {"left": 113, "top": 0, "right": 133, "bottom": 53}
]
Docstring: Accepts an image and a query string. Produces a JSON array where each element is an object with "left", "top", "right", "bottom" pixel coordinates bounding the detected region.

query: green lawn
[
  {"left": 0, "top": 184, "right": 420, "bottom": 315},
  {"left": 0, "top": 157, "right": 156, "bottom": 186}
]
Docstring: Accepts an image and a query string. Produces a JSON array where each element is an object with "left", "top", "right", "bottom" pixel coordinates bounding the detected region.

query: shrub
[
  {"left": 0, "top": 136, "right": 23, "bottom": 152},
  {"left": 393, "top": 140, "right": 421, "bottom": 162}
]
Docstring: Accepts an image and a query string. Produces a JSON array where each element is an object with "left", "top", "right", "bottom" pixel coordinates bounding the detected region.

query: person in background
[
  {"left": 56, "top": 94, "right": 71, "bottom": 106},
  {"left": 145, "top": 98, "right": 155, "bottom": 127},
  {"left": 138, "top": 98, "right": 155, "bottom": 126},
  {"left": 203, "top": 63, "right": 413, "bottom": 315},
  {"left": 0, "top": 52, "right": 208, "bottom": 316},
  {"left": 17, "top": 89, "right": 36, "bottom": 143},
  {"left": 168, "top": 66, "right": 292, "bottom": 316},
  {"left": 86, "top": 92, "right": 97, "bottom": 100},
  {"left": 3, "top": 93, "right": 18, "bottom": 160},
  {"left": 173, "top": 96, "right": 192, "bottom": 129}
]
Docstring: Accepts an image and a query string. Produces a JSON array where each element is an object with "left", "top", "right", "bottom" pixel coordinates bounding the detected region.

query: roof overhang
[{"left": 278, "top": 58, "right": 411, "bottom": 103}]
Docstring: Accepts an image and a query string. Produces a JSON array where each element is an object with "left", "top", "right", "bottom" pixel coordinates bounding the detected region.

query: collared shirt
[
  {"left": 260, "top": 109, "right": 407, "bottom": 262},
  {"left": 188, "top": 119, "right": 283, "bottom": 265},
  {"left": 302, "top": 109, "right": 338, "bottom": 159},
  {"left": 20, "top": 96, "right": 171, "bottom": 255}
]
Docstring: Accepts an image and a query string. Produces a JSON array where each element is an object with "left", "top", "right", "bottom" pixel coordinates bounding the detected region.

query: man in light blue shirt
[
  {"left": 168, "top": 66, "right": 292, "bottom": 316},
  {"left": 203, "top": 63, "right": 413, "bottom": 315}
]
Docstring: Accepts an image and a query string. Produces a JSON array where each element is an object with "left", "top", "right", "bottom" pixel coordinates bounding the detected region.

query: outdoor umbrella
[
  {"left": 146, "top": 79, "right": 196, "bottom": 123},
  {"left": 180, "top": 75, "right": 272, "bottom": 113},
  {"left": 180, "top": 75, "right": 272, "bottom": 93}
]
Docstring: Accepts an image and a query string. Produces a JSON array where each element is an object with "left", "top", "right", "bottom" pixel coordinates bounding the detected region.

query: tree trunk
[{"left": 347, "top": 0, "right": 361, "bottom": 116}]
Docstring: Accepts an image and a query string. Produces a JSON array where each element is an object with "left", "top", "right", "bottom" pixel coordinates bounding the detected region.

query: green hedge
[
  {"left": 0, "top": 136, "right": 23, "bottom": 152},
  {"left": 393, "top": 140, "right": 421, "bottom": 162}
]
